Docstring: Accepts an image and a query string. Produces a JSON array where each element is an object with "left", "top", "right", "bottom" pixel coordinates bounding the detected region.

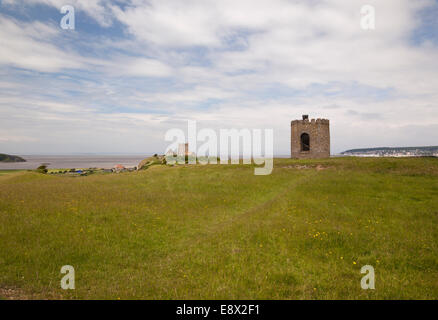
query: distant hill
[
  {"left": 0, "top": 153, "right": 26, "bottom": 162},
  {"left": 341, "top": 146, "right": 438, "bottom": 157}
]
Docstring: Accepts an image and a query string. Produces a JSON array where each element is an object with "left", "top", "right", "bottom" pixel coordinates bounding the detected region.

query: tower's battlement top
[{"left": 291, "top": 116, "right": 329, "bottom": 125}]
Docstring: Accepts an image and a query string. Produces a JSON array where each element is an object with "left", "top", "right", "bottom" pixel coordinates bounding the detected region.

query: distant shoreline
[
  {"left": 0, "top": 155, "right": 148, "bottom": 170},
  {"left": 2, "top": 154, "right": 437, "bottom": 171}
]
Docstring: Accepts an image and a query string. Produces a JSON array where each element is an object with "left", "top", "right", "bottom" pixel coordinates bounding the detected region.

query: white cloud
[
  {"left": 116, "top": 57, "right": 173, "bottom": 77},
  {"left": 1, "top": 0, "right": 438, "bottom": 154},
  {"left": 106, "top": 0, "right": 438, "bottom": 96},
  {"left": 0, "top": 16, "right": 85, "bottom": 72},
  {"left": 2, "top": 0, "right": 115, "bottom": 27},
  {"left": 0, "top": 135, "right": 38, "bottom": 142}
]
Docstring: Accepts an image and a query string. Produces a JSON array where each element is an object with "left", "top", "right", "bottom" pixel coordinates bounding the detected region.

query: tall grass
[{"left": 0, "top": 157, "right": 437, "bottom": 299}]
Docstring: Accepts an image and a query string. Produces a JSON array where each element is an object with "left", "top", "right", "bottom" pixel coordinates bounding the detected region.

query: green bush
[{"left": 36, "top": 165, "right": 48, "bottom": 174}]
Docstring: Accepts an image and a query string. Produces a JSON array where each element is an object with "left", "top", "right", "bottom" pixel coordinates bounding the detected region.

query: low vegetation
[
  {"left": 0, "top": 157, "right": 437, "bottom": 299},
  {"left": 137, "top": 154, "right": 166, "bottom": 170}
]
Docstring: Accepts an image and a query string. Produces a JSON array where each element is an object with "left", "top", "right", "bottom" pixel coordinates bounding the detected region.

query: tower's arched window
[{"left": 301, "top": 133, "right": 310, "bottom": 151}]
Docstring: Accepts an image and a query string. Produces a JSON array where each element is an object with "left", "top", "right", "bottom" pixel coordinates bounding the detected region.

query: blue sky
[{"left": 0, "top": 0, "right": 437, "bottom": 155}]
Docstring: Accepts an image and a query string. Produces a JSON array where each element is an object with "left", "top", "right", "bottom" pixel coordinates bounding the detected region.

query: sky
[{"left": 0, "top": 0, "right": 437, "bottom": 155}]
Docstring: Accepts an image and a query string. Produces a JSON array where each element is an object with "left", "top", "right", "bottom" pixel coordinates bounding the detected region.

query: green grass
[
  {"left": 0, "top": 157, "right": 437, "bottom": 299},
  {"left": 0, "top": 170, "right": 24, "bottom": 176}
]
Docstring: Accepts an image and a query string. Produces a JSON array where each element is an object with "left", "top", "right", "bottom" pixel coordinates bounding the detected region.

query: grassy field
[
  {"left": 0, "top": 170, "right": 24, "bottom": 176},
  {"left": 0, "top": 157, "right": 437, "bottom": 299}
]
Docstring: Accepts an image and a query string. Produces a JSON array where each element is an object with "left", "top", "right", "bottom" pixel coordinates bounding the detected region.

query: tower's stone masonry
[{"left": 291, "top": 115, "right": 330, "bottom": 158}]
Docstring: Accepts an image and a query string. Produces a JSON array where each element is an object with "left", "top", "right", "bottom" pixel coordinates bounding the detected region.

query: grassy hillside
[
  {"left": 0, "top": 157, "right": 437, "bottom": 299},
  {"left": 0, "top": 154, "right": 26, "bottom": 163}
]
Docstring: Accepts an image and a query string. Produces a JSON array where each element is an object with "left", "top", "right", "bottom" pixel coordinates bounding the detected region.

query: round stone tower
[{"left": 291, "top": 115, "right": 330, "bottom": 158}]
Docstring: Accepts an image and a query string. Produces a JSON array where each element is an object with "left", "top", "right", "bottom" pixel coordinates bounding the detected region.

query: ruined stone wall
[
  {"left": 291, "top": 118, "right": 330, "bottom": 158},
  {"left": 178, "top": 143, "right": 189, "bottom": 156}
]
